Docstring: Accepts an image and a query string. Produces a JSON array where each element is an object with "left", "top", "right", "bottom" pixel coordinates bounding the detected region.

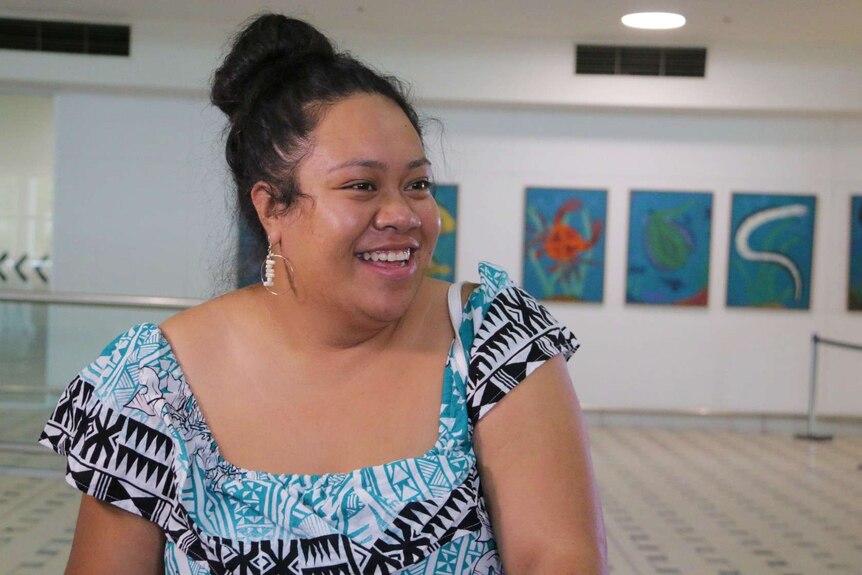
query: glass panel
[{"left": 0, "top": 300, "right": 177, "bottom": 466}]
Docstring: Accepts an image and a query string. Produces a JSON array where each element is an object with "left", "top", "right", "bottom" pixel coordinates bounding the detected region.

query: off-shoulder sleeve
[
  {"left": 38, "top": 324, "right": 186, "bottom": 533},
  {"left": 464, "top": 262, "right": 580, "bottom": 428}
]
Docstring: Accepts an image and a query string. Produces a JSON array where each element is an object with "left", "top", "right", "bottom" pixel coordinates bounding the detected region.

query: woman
[{"left": 39, "top": 13, "right": 606, "bottom": 575}]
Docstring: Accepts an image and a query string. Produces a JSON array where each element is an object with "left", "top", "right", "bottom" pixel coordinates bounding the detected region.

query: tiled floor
[
  {"left": 593, "top": 428, "right": 862, "bottom": 574},
  {"left": 1, "top": 422, "right": 861, "bottom": 574}
]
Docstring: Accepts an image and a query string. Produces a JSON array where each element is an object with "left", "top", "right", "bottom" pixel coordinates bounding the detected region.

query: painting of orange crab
[{"left": 523, "top": 187, "right": 607, "bottom": 301}]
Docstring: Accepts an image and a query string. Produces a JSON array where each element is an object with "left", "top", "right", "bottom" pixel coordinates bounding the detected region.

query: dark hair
[{"left": 211, "top": 13, "right": 423, "bottom": 266}]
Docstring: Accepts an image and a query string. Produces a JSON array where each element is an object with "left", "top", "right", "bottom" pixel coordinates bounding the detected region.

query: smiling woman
[
  {"left": 254, "top": 92, "right": 441, "bottom": 326},
  {"left": 38, "top": 12, "right": 606, "bottom": 575}
]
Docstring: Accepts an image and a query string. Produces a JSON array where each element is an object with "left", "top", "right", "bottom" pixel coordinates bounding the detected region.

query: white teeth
[{"left": 357, "top": 249, "right": 411, "bottom": 262}]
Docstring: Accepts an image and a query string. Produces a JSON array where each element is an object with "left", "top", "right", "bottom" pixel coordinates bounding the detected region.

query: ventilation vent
[
  {"left": 0, "top": 17, "right": 130, "bottom": 56},
  {"left": 576, "top": 45, "right": 706, "bottom": 77}
]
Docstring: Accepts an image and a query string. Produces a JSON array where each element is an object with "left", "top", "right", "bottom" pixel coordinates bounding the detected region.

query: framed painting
[
  {"left": 237, "top": 217, "right": 259, "bottom": 289},
  {"left": 523, "top": 187, "right": 606, "bottom": 302},
  {"left": 850, "top": 195, "right": 862, "bottom": 311},
  {"left": 428, "top": 184, "right": 458, "bottom": 282},
  {"left": 626, "top": 190, "right": 712, "bottom": 306},
  {"left": 727, "top": 193, "right": 816, "bottom": 310}
]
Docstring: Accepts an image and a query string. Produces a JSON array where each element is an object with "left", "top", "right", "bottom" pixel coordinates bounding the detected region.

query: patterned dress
[{"left": 40, "top": 262, "right": 578, "bottom": 574}]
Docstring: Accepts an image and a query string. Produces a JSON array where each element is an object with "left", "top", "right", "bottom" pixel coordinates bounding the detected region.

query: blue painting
[
  {"left": 850, "top": 195, "right": 862, "bottom": 311},
  {"left": 428, "top": 184, "right": 458, "bottom": 282},
  {"left": 523, "top": 187, "right": 606, "bottom": 302},
  {"left": 237, "top": 218, "right": 259, "bottom": 288},
  {"left": 626, "top": 190, "right": 712, "bottom": 306},
  {"left": 727, "top": 193, "right": 816, "bottom": 309}
]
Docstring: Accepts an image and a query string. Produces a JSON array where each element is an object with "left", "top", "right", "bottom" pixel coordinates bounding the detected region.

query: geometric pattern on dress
[
  {"left": 466, "top": 283, "right": 579, "bottom": 428},
  {"left": 39, "top": 263, "right": 576, "bottom": 574},
  {"left": 38, "top": 375, "right": 208, "bottom": 562},
  {"left": 201, "top": 468, "right": 484, "bottom": 574}
]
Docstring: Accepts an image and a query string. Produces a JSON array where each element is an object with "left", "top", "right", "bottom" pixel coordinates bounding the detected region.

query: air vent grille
[
  {"left": 576, "top": 45, "right": 706, "bottom": 77},
  {"left": 0, "top": 17, "right": 130, "bottom": 56}
]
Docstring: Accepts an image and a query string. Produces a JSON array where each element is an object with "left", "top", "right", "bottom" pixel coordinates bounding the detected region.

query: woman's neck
[{"left": 250, "top": 282, "right": 435, "bottom": 355}]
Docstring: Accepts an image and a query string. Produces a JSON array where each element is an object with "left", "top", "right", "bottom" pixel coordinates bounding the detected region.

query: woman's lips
[
  {"left": 355, "top": 247, "right": 413, "bottom": 264},
  {"left": 355, "top": 247, "right": 418, "bottom": 279}
]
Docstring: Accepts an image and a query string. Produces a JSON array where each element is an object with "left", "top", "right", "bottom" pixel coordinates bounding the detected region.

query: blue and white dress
[{"left": 40, "top": 263, "right": 578, "bottom": 574}]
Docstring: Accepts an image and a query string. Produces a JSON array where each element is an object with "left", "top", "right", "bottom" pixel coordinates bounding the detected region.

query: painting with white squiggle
[{"left": 727, "top": 193, "right": 816, "bottom": 309}]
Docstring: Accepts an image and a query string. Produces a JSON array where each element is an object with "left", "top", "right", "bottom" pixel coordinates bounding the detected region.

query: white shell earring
[{"left": 260, "top": 243, "right": 295, "bottom": 296}]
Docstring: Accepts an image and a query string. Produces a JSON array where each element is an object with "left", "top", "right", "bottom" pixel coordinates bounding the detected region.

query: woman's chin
[{"left": 358, "top": 296, "right": 414, "bottom": 325}]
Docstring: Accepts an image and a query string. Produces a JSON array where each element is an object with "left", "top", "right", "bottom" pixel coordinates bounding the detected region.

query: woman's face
[{"left": 274, "top": 93, "right": 440, "bottom": 324}]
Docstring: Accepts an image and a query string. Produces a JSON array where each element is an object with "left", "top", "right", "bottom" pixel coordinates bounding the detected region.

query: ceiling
[{"left": 2, "top": 0, "right": 862, "bottom": 50}]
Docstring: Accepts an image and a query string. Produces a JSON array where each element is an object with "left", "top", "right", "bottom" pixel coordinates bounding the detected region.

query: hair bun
[{"left": 211, "top": 14, "right": 336, "bottom": 117}]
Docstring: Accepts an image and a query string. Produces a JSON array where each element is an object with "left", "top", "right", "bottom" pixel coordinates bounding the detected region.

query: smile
[{"left": 355, "top": 248, "right": 413, "bottom": 266}]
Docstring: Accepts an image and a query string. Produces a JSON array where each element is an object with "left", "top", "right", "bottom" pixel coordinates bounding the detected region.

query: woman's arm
[
  {"left": 473, "top": 354, "right": 607, "bottom": 575},
  {"left": 65, "top": 495, "right": 166, "bottom": 575}
]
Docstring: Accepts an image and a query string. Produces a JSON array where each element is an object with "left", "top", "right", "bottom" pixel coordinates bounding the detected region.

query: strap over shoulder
[
  {"left": 464, "top": 263, "right": 580, "bottom": 429},
  {"left": 447, "top": 281, "right": 469, "bottom": 377}
]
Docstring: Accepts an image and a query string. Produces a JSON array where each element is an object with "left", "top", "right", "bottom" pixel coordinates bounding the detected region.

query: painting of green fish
[{"left": 626, "top": 190, "right": 712, "bottom": 306}]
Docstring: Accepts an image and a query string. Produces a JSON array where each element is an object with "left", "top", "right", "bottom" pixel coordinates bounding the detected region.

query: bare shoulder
[
  {"left": 159, "top": 287, "right": 258, "bottom": 356},
  {"left": 417, "top": 277, "right": 479, "bottom": 311}
]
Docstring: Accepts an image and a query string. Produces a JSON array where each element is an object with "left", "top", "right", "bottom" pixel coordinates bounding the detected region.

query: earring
[{"left": 260, "top": 243, "right": 295, "bottom": 296}]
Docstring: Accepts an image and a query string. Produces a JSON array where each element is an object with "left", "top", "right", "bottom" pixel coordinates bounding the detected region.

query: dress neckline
[{"left": 143, "top": 284, "right": 477, "bottom": 485}]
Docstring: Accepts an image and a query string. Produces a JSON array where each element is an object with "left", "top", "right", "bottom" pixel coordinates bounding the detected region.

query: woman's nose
[{"left": 373, "top": 189, "right": 421, "bottom": 231}]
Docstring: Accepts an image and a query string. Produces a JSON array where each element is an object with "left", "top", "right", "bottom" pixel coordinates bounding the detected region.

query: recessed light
[{"left": 622, "top": 12, "right": 686, "bottom": 30}]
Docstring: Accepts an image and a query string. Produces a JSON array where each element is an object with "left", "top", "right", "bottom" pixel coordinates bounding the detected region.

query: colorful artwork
[
  {"left": 850, "top": 195, "right": 862, "bottom": 311},
  {"left": 626, "top": 190, "right": 712, "bottom": 306},
  {"left": 727, "top": 193, "right": 816, "bottom": 309},
  {"left": 523, "top": 187, "right": 606, "bottom": 302},
  {"left": 428, "top": 184, "right": 458, "bottom": 282}
]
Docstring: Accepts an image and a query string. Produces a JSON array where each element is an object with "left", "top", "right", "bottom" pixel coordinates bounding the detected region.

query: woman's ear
[{"left": 251, "top": 181, "right": 279, "bottom": 244}]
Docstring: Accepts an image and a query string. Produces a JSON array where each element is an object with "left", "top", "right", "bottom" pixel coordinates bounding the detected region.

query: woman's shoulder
[
  {"left": 460, "top": 261, "right": 580, "bottom": 427},
  {"left": 160, "top": 286, "right": 252, "bottom": 334},
  {"left": 466, "top": 261, "right": 577, "bottom": 342},
  {"left": 159, "top": 286, "right": 260, "bottom": 354}
]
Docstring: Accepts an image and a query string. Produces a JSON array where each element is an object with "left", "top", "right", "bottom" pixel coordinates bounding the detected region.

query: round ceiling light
[{"left": 621, "top": 12, "right": 686, "bottom": 30}]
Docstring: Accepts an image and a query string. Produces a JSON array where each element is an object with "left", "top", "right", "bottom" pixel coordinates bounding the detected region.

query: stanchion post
[{"left": 796, "top": 333, "right": 833, "bottom": 441}]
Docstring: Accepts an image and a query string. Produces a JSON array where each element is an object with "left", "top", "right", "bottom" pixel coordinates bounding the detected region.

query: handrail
[
  {"left": 796, "top": 333, "right": 862, "bottom": 441},
  {"left": 0, "top": 385, "right": 65, "bottom": 393},
  {"left": 0, "top": 289, "right": 202, "bottom": 309}
]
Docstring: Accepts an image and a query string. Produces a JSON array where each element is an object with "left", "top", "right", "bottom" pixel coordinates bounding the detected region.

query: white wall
[
  {"left": 51, "top": 92, "right": 229, "bottom": 298},
  {"left": 46, "top": 92, "right": 230, "bottom": 386},
  {"left": 421, "top": 106, "right": 862, "bottom": 416},
  {"left": 41, "top": 89, "right": 862, "bottom": 415}
]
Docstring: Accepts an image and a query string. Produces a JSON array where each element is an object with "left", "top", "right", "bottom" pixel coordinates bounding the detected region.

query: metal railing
[
  {"left": 0, "top": 289, "right": 202, "bottom": 309},
  {"left": 0, "top": 289, "right": 204, "bottom": 473},
  {"left": 796, "top": 333, "right": 862, "bottom": 441},
  {"left": 0, "top": 289, "right": 200, "bottom": 397}
]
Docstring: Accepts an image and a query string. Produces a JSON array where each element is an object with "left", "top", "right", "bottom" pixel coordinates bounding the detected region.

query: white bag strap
[{"left": 447, "top": 282, "right": 469, "bottom": 376}]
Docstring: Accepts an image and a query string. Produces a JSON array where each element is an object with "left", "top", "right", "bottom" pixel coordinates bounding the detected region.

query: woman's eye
[
  {"left": 408, "top": 179, "right": 433, "bottom": 192},
  {"left": 347, "top": 182, "right": 375, "bottom": 191}
]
